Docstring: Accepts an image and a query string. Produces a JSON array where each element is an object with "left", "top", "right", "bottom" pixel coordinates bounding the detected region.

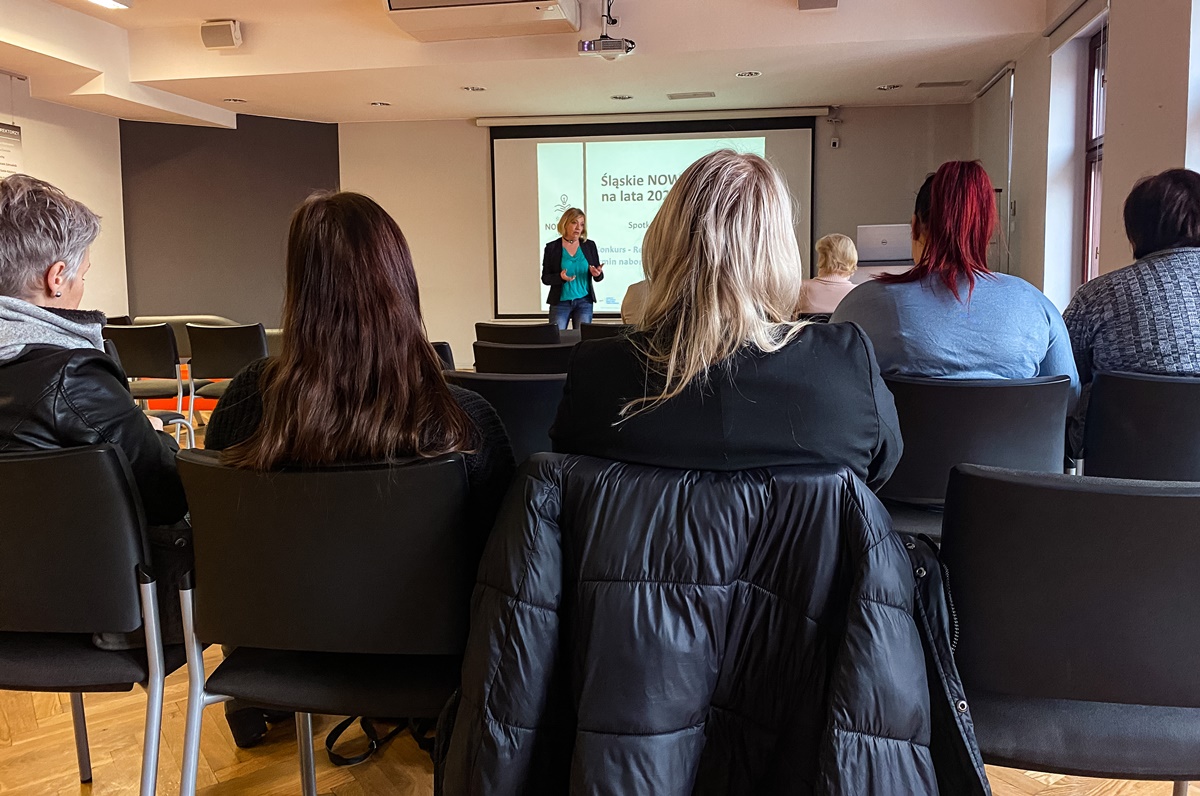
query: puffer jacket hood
[{"left": 440, "top": 454, "right": 990, "bottom": 795}]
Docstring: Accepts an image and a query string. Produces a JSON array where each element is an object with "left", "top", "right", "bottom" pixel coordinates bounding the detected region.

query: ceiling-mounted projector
[
  {"left": 578, "top": 35, "right": 635, "bottom": 60},
  {"left": 579, "top": 0, "right": 634, "bottom": 60}
]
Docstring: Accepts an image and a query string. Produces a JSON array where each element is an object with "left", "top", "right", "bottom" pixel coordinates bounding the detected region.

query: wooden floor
[
  {"left": 1, "top": 419, "right": 1192, "bottom": 794},
  {"left": 0, "top": 645, "right": 1192, "bottom": 795}
]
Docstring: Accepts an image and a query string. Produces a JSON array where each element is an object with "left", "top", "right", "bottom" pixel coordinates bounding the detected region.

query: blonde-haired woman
[
  {"left": 541, "top": 207, "right": 604, "bottom": 329},
  {"left": 550, "top": 150, "right": 902, "bottom": 489},
  {"left": 799, "top": 233, "right": 858, "bottom": 314}
]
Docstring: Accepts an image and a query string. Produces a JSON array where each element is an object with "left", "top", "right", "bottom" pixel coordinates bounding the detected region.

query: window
[{"left": 1082, "top": 25, "right": 1107, "bottom": 283}]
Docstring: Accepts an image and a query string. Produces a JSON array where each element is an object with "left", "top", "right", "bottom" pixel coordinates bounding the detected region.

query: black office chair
[
  {"left": 579, "top": 322, "right": 634, "bottom": 341},
  {"left": 444, "top": 371, "right": 565, "bottom": 463},
  {"left": 102, "top": 324, "right": 187, "bottom": 409},
  {"left": 106, "top": 314, "right": 133, "bottom": 326},
  {"left": 941, "top": 464, "right": 1200, "bottom": 796},
  {"left": 104, "top": 342, "right": 196, "bottom": 449},
  {"left": 1083, "top": 371, "right": 1200, "bottom": 480},
  {"left": 473, "top": 341, "right": 575, "bottom": 374},
  {"left": 176, "top": 450, "right": 473, "bottom": 796},
  {"left": 432, "top": 341, "right": 455, "bottom": 370},
  {"left": 796, "top": 313, "right": 831, "bottom": 323},
  {"left": 0, "top": 445, "right": 186, "bottom": 796},
  {"left": 185, "top": 323, "right": 269, "bottom": 424},
  {"left": 879, "top": 375, "right": 1070, "bottom": 539},
  {"left": 475, "top": 322, "right": 561, "bottom": 345}
]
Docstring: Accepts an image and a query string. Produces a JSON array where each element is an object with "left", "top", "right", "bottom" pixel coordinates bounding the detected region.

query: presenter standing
[{"left": 542, "top": 208, "right": 603, "bottom": 329}]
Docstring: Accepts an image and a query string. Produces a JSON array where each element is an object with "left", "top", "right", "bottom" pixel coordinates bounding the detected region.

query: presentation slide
[{"left": 494, "top": 125, "right": 813, "bottom": 317}]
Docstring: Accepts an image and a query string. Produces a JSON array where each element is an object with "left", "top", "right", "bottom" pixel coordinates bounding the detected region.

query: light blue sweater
[{"left": 831, "top": 273, "right": 1080, "bottom": 405}]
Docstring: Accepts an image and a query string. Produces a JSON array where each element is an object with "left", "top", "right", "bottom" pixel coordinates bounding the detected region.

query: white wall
[
  {"left": 1042, "top": 38, "right": 1089, "bottom": 309},
  {"left": 1098, "top": 0, "right": 1194, "bottom": 273},
  {"left": 1008, "top": 37, "right": 1053, "bottom": 292},
  {"left": 974, "top": 75, "right": 1014, "bottom": 274},
  {"left": 340, "top": 108, "right": 976, "bottom": 360},
  {"left": 339, "top": 120, "right": 493, "bottom": 363},
  {"left": 3, "top": 77, "right": 128, "bottom": 315},
  {"left": 812, "top": 104, "right": 975, "bottom": 248}
]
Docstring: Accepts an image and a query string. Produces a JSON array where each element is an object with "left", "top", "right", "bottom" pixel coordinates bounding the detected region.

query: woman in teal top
[{"left": 541, "top": 207, "right": 604, "bottom": 329}]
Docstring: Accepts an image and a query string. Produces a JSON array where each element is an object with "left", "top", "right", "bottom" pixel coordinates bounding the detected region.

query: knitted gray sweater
[{"left": 1063, "top": 246, "right": 1200, "bottom": 454}]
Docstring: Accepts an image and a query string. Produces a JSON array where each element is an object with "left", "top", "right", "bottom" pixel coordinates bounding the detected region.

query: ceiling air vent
[
  {"left": 916, "top": 80, "right": 972, "bottom": 89},
  {"left": 667, "top": 91, "right": 717, "bottom": 101},
  {"left": 386, "top": 0, "right": 580, "bottom": 42},
  {"left": 797, "top": 0, "right": 837, "bottom": 8}
]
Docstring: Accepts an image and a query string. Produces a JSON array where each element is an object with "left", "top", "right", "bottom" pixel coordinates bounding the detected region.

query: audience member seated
[
  {"left": 620, "top": 278, "right": 647, "bottom": 324},
  {"left": 202, "top": 190, "right": 515, "bottom": 746},
  {"left": 798, "top": 233, "right": 858, "bottom": 314},
  {"left": 1063, "top": 168, "right": 1200, "bottom": 456},
  {"left": 550, "top": 150, "right": 902, "bottom": 491},
  {"left": 0, "top": 174, "right": 190, "bottom": 651},
  {"left": 832, "top": 161, "right": 1079, "bottom": 404}
]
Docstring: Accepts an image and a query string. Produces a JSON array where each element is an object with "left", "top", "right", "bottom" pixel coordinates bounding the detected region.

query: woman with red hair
[{"left": 832, "top": 161, "right": 1078, "bottom": 399}]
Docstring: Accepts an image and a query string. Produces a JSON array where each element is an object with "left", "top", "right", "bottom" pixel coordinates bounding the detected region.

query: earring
[{"left": 54, "top": 291, "right": 62, "bottom": 298}]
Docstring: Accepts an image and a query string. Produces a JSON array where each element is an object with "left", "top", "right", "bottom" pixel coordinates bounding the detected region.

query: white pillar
[{"left": 1098, "top": 0, "right": 1194, "bottom": 274}]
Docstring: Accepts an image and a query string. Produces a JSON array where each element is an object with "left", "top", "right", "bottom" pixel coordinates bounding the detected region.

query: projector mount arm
[{"left": 601, "top": 0, "right": 618, "bottom": 36}]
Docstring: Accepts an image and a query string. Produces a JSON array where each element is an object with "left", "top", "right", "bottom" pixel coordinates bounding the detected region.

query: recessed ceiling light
[
  {"left": 370, "top": 101, "right": 391, "bottom": 107},
  {"left": 736, "top": 71, "right": 762, "bottom": 78},
  {"left": 876, "top": 84, "right": 903, "bottom": 91},
  {"left": 611, "top": 95, "right": 634, "bottom": 101},
  {"left": 462, "top": 86, "right": 487, "bottom": 92},
  {"left": 222, "top": 98, "right": 247, "bottom": 103},
  {"left": 88, "top": 0, "right": 132, "bottom": 8}
]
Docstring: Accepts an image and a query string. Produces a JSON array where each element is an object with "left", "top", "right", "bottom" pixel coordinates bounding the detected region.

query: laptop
[{"left": 856, "top": 224, "right": 913, "bottom": 262}]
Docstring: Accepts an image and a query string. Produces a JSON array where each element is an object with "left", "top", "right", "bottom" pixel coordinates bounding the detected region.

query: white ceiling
[{"left": 6, "top": 0, "right": 1048, "bottom": 124}]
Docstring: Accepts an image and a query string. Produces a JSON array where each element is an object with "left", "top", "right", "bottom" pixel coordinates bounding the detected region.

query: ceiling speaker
[{"left": 201, "top": 20, "right": 243, "bottom": 50}]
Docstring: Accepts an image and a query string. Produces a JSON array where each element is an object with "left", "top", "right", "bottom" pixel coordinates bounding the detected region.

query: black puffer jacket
[
  {"left": 440, "top": 454, "right": 990, "bottom": 795},
  {"left": 0, "top": 345, "right": 186, "bottom": 526}
]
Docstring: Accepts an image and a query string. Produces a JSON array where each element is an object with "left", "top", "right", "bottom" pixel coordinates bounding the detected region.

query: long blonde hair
[{"left": 626, "top": 150, "right": 807, "bottom": 416}]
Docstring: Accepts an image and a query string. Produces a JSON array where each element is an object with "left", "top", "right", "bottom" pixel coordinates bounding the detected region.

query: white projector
[{"left": 578, "top": 35, "right": 635, "bottom": 60}]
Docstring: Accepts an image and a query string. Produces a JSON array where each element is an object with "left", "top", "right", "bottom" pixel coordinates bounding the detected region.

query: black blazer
[
  {"left": 541, "top": 238, "right": 603, "bottom": 305},
  {"left": 549, "top": 321, "right": 903, "bottom": 491}
]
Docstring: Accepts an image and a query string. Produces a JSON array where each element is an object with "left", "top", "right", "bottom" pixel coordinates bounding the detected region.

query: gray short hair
[{"left": 0, "top": 174, "right": 101, "bottom": 298}]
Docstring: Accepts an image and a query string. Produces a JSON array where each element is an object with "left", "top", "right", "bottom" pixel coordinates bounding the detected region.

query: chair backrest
[
  {"left": 186, "top": 323, "right": 269, "bottom": 381},
  {"left": 475, "top": 322, "right": 561, "bottom": 345},
  {"left": 579, "top": 323, "right": 634, "bottom": 341},
  {"left": 942, "top": 463, "right": 1200, "bottom": 708},
  {"left": 473, "top": 341, "right": 575, "bottom": 374},
  {"left": 879, "top": 375, "right": 1070, "bottom": 503},
  {"left": 176, "top": 450, "right": 473, "bottom": 655},
  {"left": 0, "top": 446, "right": 147, "bottom": 634},
  {"left": 133, "top": 315, "right": 240, "bottom": 359},
  {"left": 264, "top": 328, "right": 284, "bottom": 358},
  {"left": 106, "top": 314, "right": 133, "bottom": 326},
  {"left": 102, "top": 323, "right": 180, "bottom": 380},
  {"left": 796, "top": 313, "right": 831, "bottom": 323},
  {"left": 1084, "top": 371, "right": 1200, "bottom": 480},
  {"left": 444, "top": 371, "right": 565, "bottom": 463},
  {"left": 432, "top": 341, "right": 455, "bottom": 370}
]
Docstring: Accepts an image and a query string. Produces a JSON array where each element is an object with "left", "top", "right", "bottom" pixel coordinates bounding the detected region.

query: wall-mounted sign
[{"left": 0, "top": 123, "right": 24, "bottom": 178}]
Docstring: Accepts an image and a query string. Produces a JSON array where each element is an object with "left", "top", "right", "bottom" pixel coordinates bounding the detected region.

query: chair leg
[
  {"left": 1173, "top": 782, "right": 1189, "bottom": 796},
  {"left": 297, "top": 712, "right": 318, "bottom": 796},
  {"left": 69, "top": 693, "right": 92, "bottom": 784},
  {"left": 179, "top": 588, "right": 206, "bottom": 796},
  {"left": 138, "top": 578, "right": 166, "bottom": 796}
]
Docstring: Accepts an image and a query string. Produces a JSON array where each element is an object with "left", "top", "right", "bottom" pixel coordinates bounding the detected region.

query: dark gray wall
[{"left": 120, "top": 114, "right": 339, "bottom": 326}]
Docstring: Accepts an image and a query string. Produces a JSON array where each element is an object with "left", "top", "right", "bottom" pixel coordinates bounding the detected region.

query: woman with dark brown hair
[{"left": 204, "top": 190, "right": 515, "bottom": 745}]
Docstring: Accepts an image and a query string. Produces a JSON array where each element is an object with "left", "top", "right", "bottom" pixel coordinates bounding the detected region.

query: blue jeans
[{"left": 550, "top": 298, "right": 593, "bottom": 330}]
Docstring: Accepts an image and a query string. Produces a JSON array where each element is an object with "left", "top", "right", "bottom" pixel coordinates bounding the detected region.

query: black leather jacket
[
  {"left": 440, "top": 454, "right": 990, "bottom": 795},
  {"left": 0, "top": 345, "right": 187, "bottom": 525}
]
